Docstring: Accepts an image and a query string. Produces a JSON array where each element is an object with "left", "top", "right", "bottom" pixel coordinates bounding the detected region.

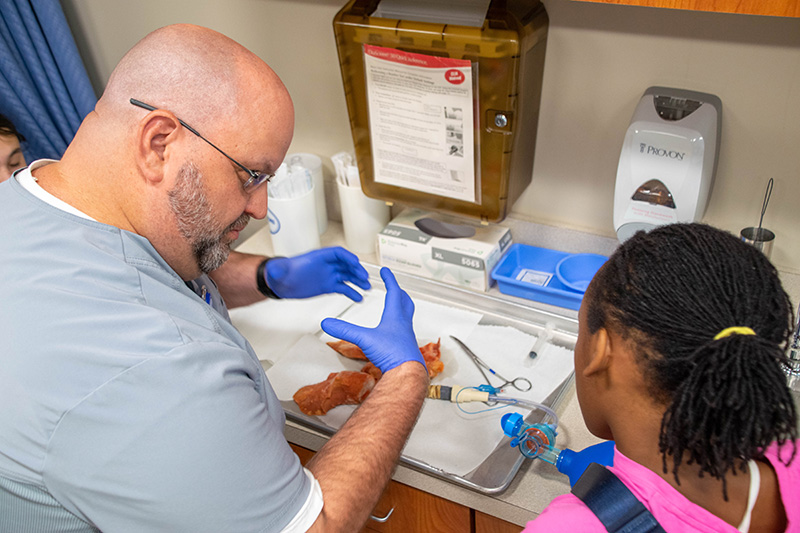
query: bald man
[{"left": 0, "top": 24, "right": 428, "bottom": 532}]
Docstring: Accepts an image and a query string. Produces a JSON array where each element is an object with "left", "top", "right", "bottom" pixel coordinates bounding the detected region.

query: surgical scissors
[{"left": 450, "top": 335, "right": 533, "bottom": 393}]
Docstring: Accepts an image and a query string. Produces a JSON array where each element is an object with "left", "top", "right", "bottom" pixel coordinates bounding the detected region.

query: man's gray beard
[{"left": 168, "top": 162, "right": 249, "bottom": 274}]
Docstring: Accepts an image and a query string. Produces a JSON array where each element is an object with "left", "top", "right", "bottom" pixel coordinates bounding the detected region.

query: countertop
[{"left": 233, "top": 216, "right": 800, "bottom": 527}]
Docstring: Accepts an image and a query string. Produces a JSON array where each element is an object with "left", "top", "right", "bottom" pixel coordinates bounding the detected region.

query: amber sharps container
[{"left": 333, "top": 0, "right": 548, "bottom": 223}]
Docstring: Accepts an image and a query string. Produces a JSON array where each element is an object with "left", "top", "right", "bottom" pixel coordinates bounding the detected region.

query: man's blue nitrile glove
[
  {"left": 265, "top": 247, "right": 371, "bottom": 301},
  {"left": 321, "top": 267, "right": 426, "bottom": 374}
]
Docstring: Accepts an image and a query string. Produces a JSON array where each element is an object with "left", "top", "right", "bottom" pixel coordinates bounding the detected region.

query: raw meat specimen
[
  {"left": 295, "top": 339, "right": 446, "bottom": 416},
  {"left": 420, "top": 339, "right": 444, "bottom": 379},
  {"left": 293, "top": 371, "right": 375, "bottom": 416},
  {"left": 360, "top": 362, "right": 382, "bottom": 381},
  {"left": 326, "top": 338, "right": 444, "bottom": 379},
  {"left": 326, "top": 340, "right": 367, "bottom": 360}
]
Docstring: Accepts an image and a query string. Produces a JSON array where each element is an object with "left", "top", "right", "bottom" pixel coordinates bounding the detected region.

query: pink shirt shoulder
[{"left": 522, "top": 441, "right": 799, "bottom": 533}]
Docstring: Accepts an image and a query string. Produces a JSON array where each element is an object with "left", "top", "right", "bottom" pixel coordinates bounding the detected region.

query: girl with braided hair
[{"left": 524, "top": 223, "right": 798, "bottom": 532}]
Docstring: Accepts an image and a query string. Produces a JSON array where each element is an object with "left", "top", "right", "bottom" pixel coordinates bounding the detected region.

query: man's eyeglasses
[{"left": 130, "top": 98, "right": 274, "bottom": 192}]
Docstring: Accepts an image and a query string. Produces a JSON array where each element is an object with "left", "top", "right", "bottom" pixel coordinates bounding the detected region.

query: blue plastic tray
[{"left": 491, "top": 244, "right": 606, "bottom": 310}]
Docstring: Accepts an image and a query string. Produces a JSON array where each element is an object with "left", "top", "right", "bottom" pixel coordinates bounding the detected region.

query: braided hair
[{"left": 585, "top": 223, "right": 797, "bottom": 498}]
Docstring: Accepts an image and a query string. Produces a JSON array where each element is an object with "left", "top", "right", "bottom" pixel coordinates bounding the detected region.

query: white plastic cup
[
  {"left": 337, "top": 182, "right": 390, "bottom": 255},
  {"left": 287, "top": 153, "right": 327, "bottom": 235},
  {"left": 267, "top": 185, "right": 321, "bottom": 256}
]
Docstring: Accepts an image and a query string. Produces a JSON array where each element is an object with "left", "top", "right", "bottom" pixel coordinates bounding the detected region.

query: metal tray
[{"left": 275, "top": 263, "right": 578, "bottom": 494}]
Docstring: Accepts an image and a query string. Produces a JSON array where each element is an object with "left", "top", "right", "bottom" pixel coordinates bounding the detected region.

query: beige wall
[{"left": 61, "top": 0, "right": 800, "bottom": 274}]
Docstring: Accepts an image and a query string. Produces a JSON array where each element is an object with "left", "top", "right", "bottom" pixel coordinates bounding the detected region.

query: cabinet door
[
  {"left": 290, "top": 443, "right": 315, "bottom": 465},
  {"left": 289, "top": 444, "right": 471, "bottom": 533},
  {"left": 570, "top": 0, "right": 800, "bottom": 18},
  {"left": 475, "top": 511, "right": 522, "bottom": 533},
  {"left": 362, "top": 480, "right": 471, "bottom": 533}
]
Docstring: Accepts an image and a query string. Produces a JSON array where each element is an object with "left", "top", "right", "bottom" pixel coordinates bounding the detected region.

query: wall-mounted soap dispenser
[{"left": 613, "top": 87, "right": 722, "bottom": 242}]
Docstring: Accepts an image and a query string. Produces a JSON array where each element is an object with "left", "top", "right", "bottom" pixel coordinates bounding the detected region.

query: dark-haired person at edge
[
  {"left": 0, "top": 24, "right": 429, "bottom": 532},
  {"left": 523, "top": 223, "right": 798, "bottom": 532},
  {"left": 0, "top": 114, "right": 26, "bottom": 182}
]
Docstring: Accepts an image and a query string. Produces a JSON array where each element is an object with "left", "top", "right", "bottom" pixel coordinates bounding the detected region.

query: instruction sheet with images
[{"left": 363, "top": 44, "right": 477, "bottom": 203}]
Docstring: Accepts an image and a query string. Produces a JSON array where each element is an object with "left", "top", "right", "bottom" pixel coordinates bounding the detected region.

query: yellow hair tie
[{"left": 714, "top": 326, "right": 756, "bottom": 340}]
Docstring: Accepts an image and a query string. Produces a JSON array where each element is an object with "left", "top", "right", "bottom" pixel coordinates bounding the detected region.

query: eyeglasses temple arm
[{"left": 129, "top": 98, "right": 255, "bottom": 177}]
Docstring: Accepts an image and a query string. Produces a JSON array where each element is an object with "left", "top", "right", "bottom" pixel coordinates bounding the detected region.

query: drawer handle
[{"left": 369, "top": 507, "right": 394, "bottom": 523}]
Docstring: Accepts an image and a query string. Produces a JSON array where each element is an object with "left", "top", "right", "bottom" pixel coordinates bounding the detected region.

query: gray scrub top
[{"left": 0, "top": 170, "right": 310, "bottom": 532}]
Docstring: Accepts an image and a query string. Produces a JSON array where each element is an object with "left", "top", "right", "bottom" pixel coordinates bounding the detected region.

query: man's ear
[
  {"left": 134, "top": 112, "right": 182, "bottom": 184},
  {"left": 583, "top": 327, "right": 612, "bottom": 378}
]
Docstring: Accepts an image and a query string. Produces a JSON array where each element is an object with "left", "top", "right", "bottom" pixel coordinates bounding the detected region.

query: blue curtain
[{"left": 0, "top": 0, "right": 96, "bottom": 161}]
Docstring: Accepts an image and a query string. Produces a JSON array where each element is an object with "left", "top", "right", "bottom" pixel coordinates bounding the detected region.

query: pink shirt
[{"left": 523, "top": 442, "right": 799, "bottom": 532}]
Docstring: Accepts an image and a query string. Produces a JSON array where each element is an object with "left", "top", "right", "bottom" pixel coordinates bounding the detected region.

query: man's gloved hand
[
  {"left": 321, "top": 267, "right": 426, "bottom": 374},
  {"left": 265, "top": 247, "right": 370, "bottom": 301}
]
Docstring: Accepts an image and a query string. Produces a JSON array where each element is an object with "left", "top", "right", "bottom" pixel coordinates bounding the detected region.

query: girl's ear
[{"left": 583, "top": 327, "right": 612, "bottom": 377}]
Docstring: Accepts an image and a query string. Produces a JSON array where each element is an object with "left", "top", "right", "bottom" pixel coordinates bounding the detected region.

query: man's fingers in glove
[
  {"left": 320, "top": 317, "right": 366, "bottom": 347},
  {"left": 338, "top": 284, "right": 365, "bottom": 303},
  {"left": 330, "top": 247, "right": 371, "bottom": 291},
  {"left": 379, "top": 267, "right": 414, "bottom": 321}
]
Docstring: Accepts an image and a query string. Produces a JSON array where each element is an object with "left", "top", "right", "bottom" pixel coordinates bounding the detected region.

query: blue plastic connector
[
  {"left": 478, "top": 384, "right": 501, "bottom": 395},
  {"left": 501, "top": 411, "right": 616, "bottom": 487}
]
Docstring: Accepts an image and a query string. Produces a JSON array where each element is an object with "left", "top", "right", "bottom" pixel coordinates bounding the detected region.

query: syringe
[{"left": 526, "top": 322, "right": 556, "bottom": 367}]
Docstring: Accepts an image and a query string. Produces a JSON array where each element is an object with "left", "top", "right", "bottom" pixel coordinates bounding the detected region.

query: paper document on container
[
  {"left": 266, "top": 290, "right": 574, "bottom": 477},
  {"left": 364, "top": 45, "right": 476, "bottom": 202}
]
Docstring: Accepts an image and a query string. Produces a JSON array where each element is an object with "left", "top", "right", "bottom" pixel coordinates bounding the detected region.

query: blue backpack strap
[{"left": 571, "top": 462, "right": 666, "bottom": 533}]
